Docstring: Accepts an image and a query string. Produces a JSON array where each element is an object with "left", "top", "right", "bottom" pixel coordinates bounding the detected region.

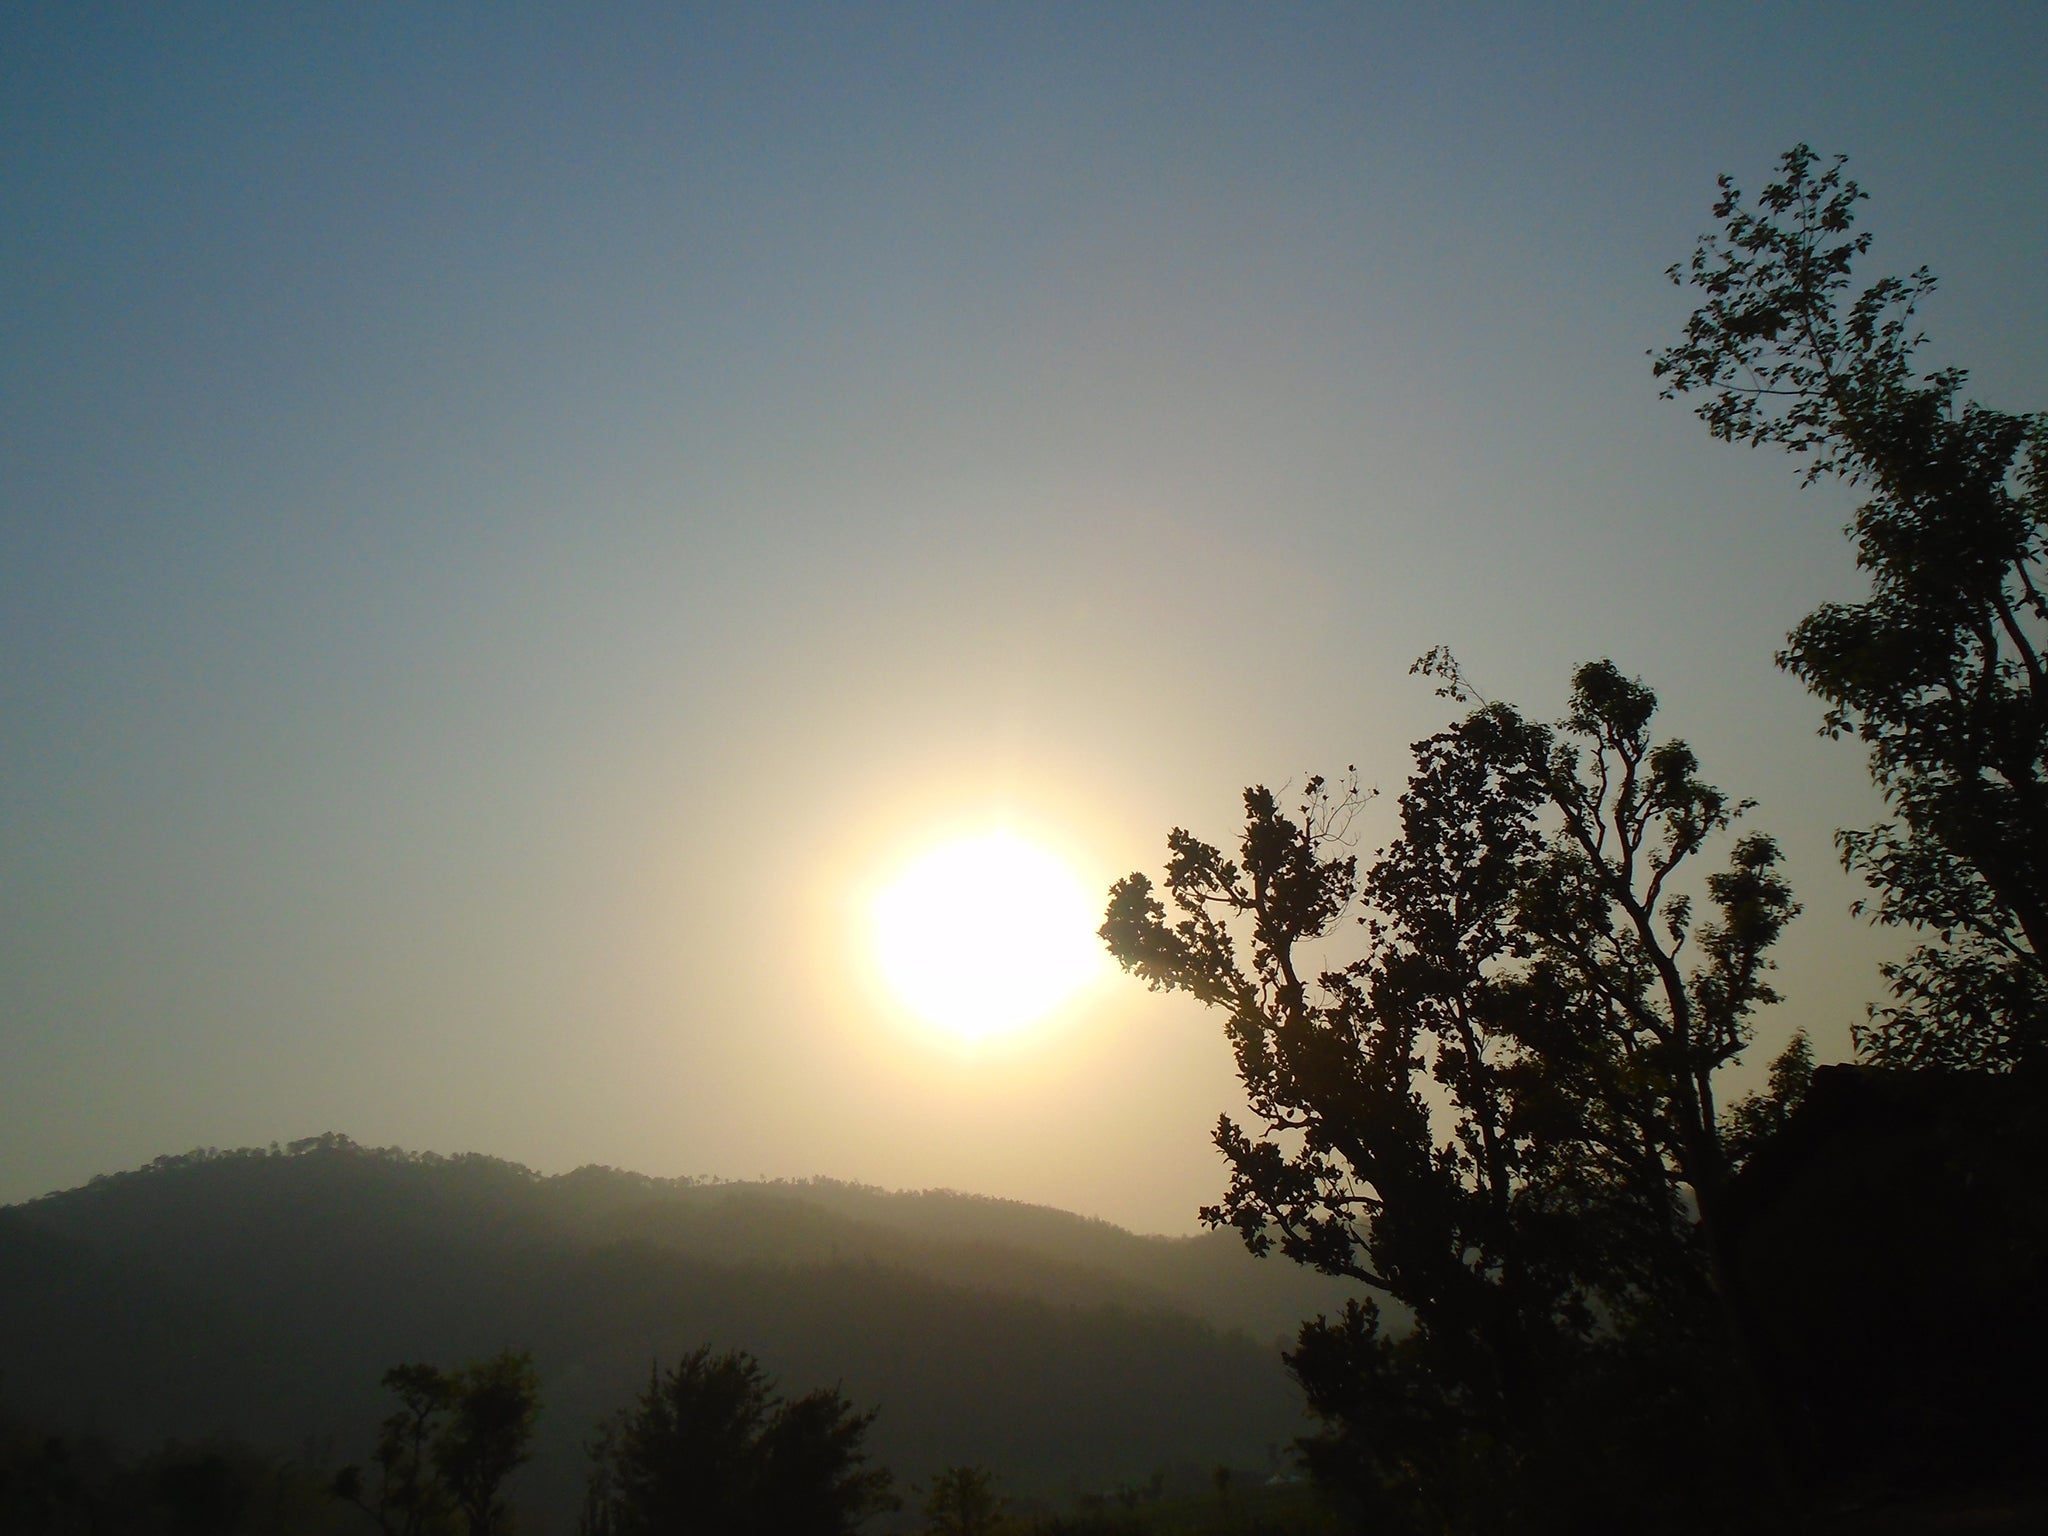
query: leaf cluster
[
  {"left": 333, "top": 1353, "right": 539, "bottom": 1536},
  {"left": 577, "top": 1347, "right": 895, "bottom": 1536},
  {"left": 922, "top": 1464, "right": 1005, "bottom": 1536},
  {"left": 1656, "top": 144, "right": 2048, "bottom": 1070},
  {"left": 1101, "top": 659, "right": 1799, "bottom": 1513},
  {"left": 1, "top": 1414, "right": 363, "bottom": 1536}
]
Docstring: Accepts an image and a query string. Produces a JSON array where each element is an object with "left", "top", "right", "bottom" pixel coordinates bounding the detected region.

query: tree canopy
[
  {"left": 1654, "top": 143, "right": 2048, "bottom": 1071},
  {"left": 577, "top": 1347, "right": 895, "bottom": 1536},
  {"left": 333, "top": 1352, "right": 539, "bottom": 1536},
  {"left": 1102, "top": 657, "right": 1800, "bottom": 1529},
  {"left": 920, "top": 1465, "right": 1005, "bottom": 1536}
]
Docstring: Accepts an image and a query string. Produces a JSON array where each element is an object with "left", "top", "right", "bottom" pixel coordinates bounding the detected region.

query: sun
[{"left": 870, "top": 829, "right": 1107, "bottom": 1042}]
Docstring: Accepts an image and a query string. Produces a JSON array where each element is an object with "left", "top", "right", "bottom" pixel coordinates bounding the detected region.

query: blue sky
[{"left": 4, "top": 3, "right": 2043, "bottom": 1228}]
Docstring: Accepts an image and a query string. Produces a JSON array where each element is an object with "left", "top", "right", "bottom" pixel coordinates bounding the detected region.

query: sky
[{"left": 4, "top": 3, "right": 2044, "bottom": 1232}]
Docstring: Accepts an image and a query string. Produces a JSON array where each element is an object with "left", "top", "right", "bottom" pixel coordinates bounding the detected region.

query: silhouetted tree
[
  {"left": 1102, "top": 658, "right": 1797, "bottom": 1528},
  {"left": 1656, "top": 144, "right": 2047, "bottom": 1071},
  {"left": 0, "top": 1412, "right": 358, "bottom": 1536},
  {"left": 579, "top": 1347, "right": 894, "bottom": 1536},
  {"left": 921, "top": 1464, "right": 1003, "bottom": 1536},
  {"left": 433, "top": 1353, "right": 540, "bottom": 1536},
  {"left": 1721, "top": 1031, "right": 1814, "bottom": 1170},
  {"left": 335, "top": 1365, "right": 454, "bottom": 1536},
  {"left": 336, "top": 1353, "right": 538, "bottom": 1536}
]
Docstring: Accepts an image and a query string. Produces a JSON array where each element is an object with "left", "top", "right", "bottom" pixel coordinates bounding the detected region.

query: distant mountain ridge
[
  {"left": 0, "top": 1136, "right": 1366, "bottom": 1529},
  {"left": 19, "top": 1133, "right": 1362, "bottom": 1340}
]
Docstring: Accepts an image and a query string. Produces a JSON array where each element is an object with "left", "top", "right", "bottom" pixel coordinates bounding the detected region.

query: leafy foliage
[
  {"left": 435, "top": 1355, "right": 541, "bottom": 1536},
  {"left": 333, "top": 1353, "right": 538, "bottom": 1536},
  {"left": 922, "top": 1464, "right": 1005, "bottom": 1535},
  {"left": 1655, "top": 144, "right": 2048, "bottom": 1070},
  {"left": 578, "top": 1347, "right": 895, "bottom": 1536},
  {"left": 1721, "top": 1032, "right": 1814, "bottom": 1171},
  {"left": 0, "top": 1136, "right": 1311, "bottom": 1527},
  {"left": 1102, "top": 659, "right": 1797, "bottom": 1527},
  {"left": 0, "top": 1412, "right": 362, "bottom": 1536}
]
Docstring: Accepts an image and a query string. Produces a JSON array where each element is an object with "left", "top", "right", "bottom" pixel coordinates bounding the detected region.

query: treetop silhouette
[
  {"left": 1102, "top": 655, "right": 1800, "bottom": 1528},
  {"left": 1655, "top": 143, "right": 2047, "bottom": 1071},
  {"left": 577, "top": 1346, "right": 895, "bottom": 1536}
]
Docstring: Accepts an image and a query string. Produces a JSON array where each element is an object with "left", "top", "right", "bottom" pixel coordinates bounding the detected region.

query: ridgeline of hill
[{"left": 0, "top": 1137, "right": 1368, "bottom": 1529}]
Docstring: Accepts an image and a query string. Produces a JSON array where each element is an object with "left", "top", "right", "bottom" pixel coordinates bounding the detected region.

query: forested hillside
[{"left": 0, "top": 1137, "right": 1347, "bottom": 1530}]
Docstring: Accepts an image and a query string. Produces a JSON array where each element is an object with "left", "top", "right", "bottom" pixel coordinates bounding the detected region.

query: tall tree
[
  {"left": 920, "top": 1465, "right": 1004, "bottom": 1536},
  {"left": 1102, "top": 659, "right": 1797, "bottom": 1527},
  {"left": 1488, "top": 658, "right": 1800, "bottom": 1293},
  {"left": 580, "top": 1347, "right": 894, "bottom": 1536},
  {"left": 1654, "top": 144, "right": 2047, "bottom": 1070},
  {"left": 335, "top": 1354, "right": 539, "bottom": 1536},
  {"left": 334, "top": 1364, "right": 455, "bottom": 1536},
  {"left": 432, "top": 1352, "right": 540, "bottom": 1536}
]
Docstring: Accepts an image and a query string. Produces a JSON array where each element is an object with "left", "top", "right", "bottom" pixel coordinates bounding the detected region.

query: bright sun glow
[{"left": 872, "top": 830, "right": 1105, "bottom": 1042}]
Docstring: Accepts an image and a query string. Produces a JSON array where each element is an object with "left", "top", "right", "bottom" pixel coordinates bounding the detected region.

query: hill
[{"left": 0, "top": 1137, "right": 1369, "bottom": 1529}]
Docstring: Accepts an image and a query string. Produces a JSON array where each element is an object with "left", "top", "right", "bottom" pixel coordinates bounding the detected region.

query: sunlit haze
[
  {"left": 2, "top": 5, "right": 2042, "bottom": 1234},
  {"left": 871, "top": 830, "right": 1106, "bottom": 1043}
]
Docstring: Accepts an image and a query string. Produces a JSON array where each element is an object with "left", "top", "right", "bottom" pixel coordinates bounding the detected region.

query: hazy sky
[{"left": 4, "top": 3, "right": 2043, "bottom": 1231}]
